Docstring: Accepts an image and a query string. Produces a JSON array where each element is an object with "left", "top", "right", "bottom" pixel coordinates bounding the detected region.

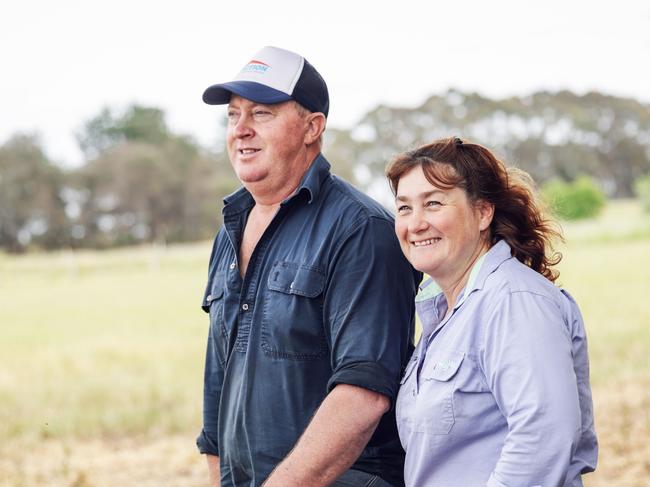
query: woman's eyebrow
[{"left": 395, "top": 189, "right": 444, "bottom": 202}]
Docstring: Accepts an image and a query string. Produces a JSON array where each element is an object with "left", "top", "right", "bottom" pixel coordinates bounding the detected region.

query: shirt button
[
  {"left": 206, "top": 294, "right": 213, "bottom": 301},
  {"left": 242, "top": 303, "right": 249, "bottom": 311},
  {"left": 229, "top": 262, "right": 236, "bottom": 270}
]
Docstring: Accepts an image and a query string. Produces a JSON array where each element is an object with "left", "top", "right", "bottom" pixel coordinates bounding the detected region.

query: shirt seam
[
  {"left": 477, "top": 286, "right": 564, "bottom": 374},
  {"left": 329, "top": 177, "right": 394, "bottom": 225}
]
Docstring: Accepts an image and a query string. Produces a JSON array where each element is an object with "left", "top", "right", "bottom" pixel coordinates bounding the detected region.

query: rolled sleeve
[
  {"left": 196, "top": 428, "right": 220, "bottom": 456},
  {"left": 482, "top": 290, "right": 582, "bottom": 486},
  {"left": 327, "top": 361, "right": 396, "bottom": 398},
  {"left": 324, "top": 216, "right": 420, "bottom": 404}
]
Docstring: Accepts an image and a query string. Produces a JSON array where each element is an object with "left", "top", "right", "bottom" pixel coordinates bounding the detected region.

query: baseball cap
[{"left": 202, "top": 46, "right": 329, "bottom": 117}]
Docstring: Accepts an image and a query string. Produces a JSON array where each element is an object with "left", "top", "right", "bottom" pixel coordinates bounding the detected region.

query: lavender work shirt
[{"left": 396, "top": 240, "right": 598, "bottom": 486}]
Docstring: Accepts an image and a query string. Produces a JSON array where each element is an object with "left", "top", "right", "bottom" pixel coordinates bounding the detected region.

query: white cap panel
[{"left": 233, "top": 46, "right": 305, "bottom": 95}]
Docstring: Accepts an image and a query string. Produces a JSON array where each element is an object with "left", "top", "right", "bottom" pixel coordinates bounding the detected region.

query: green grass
[
  {"left": 558, "top": 197, "right": 650, "bottom": 243},
  {"left": 0, "top": 242, "right": 211, "bottom": 441},
  {"left": 558, "top": 238, "right": 650, "bottom": 384},
  {"left": 1, "top": 199, "right": 649, "bottom": 442},
  {"left": 557, "top": 199, "right": 650, "bottom": 384}
]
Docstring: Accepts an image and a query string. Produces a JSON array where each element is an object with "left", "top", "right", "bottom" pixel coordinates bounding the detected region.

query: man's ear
[{"left": 304, "top": 113, "right": 326, "bottom": 145}]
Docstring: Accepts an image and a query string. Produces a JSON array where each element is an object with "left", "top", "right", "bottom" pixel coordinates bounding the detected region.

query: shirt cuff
[
  {"left": 486, "top": 474, "right": 509, "bottom": 487},
  {"left": 196, "top": 428, "right": 220, "bottom": 456},
  {"left": 327, "top": 361, "right": 397, "bottom": 402}
]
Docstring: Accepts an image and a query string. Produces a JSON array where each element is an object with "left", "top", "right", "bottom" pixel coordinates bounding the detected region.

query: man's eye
[{"left": 253, "top": 110, "right": 271, "bottom": 117}]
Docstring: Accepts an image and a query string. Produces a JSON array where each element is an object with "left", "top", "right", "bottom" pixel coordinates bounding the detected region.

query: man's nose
[{"left": 233, "top": 114, "right": 254, "bottom": 138}]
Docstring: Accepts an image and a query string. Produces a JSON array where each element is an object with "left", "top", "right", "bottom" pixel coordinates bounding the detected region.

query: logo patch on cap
[{"left": 242, "top": 59, "right": 270, "bottom": 74}]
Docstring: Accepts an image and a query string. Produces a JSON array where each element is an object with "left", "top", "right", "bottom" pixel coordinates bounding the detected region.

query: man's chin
[{"left": 237, "top": 170, "right": 268, "bottom": 184}]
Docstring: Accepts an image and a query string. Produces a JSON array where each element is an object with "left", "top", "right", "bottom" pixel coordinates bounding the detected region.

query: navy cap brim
[{"left": 202, "top": 81, "right": 293, "bottom": 105}]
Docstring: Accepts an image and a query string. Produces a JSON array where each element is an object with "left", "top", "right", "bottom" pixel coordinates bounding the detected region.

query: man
[{"left": 198, "top": 46, "right": 420, "bottom": 487}]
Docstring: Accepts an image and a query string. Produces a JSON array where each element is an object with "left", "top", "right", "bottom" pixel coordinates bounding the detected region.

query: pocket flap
[
  {"left": 423, "top": 352, "right": 464, "bottom": 382},
  {"left": 205, "top": 273, "right": 225, "bottom": 304},
  {"left": 268, "top": 261, "right": 325, "bottom": 298}
]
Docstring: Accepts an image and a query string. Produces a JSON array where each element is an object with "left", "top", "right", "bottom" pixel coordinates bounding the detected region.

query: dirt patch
[
  {"left": 585, "top": 376, "right": 650, "bottom": 487},
  {"left": 0, "top": 434, "right": 205, "bottom": 487}
]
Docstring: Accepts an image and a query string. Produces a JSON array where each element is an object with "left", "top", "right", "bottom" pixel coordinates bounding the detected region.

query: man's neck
[
  {"left": 251, "top": 200, "right": 282, "bottom": 218},
  {"left": 247, "top": 148, "right": 320, "bottom": 206}
]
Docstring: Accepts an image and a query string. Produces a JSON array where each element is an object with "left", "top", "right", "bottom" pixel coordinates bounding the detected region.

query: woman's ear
[{"left": 476, "top": 199, "right": 495, "bottom": 231}]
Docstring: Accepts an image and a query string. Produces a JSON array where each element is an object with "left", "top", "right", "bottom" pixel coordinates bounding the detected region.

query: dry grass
[
  {"left": 0, "top": 434, "right": 205, "bottom": 487},
  {"left": 585, "top": 378, "right": 650, "bottom": 487}
]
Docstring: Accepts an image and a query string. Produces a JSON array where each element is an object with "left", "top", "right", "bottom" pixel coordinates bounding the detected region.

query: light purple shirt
[{"left": 396, "top": 240, "right": 598, "bottom": 487}]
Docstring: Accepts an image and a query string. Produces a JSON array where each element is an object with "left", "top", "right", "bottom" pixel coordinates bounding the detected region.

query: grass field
[{"left": 1, "top": 200, "right": 649, "bottom": 486}]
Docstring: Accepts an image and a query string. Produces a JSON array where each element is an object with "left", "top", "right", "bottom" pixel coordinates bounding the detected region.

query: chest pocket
[
  {"left": 262, "top": 261, "right": 327, "bottom": 360},
  {"left": 206, "top": 272, "right": 228, "bottom": 365},
  {"left": 408, "top": 351, "right": 464, "bottom": 435}
]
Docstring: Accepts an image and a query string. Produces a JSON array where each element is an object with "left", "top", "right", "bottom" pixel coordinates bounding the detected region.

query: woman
[{"left": 386, "top": 138, "right": 598, "bottom": 486}]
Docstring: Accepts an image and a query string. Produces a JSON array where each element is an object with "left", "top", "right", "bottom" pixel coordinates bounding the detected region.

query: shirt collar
[
  {"left": 222, "top": 153, "right": 331, "bottom": 216},
  {"left": 222, "top": 186, "right": 255, "bottom": 217},
  {"left": 286, "top": 153, "right": 331, "bottom": 205}
]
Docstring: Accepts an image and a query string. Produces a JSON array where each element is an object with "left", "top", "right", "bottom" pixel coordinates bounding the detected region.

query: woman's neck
[{"left": 441, "top": 240, "right": 491, "bottom": 316}]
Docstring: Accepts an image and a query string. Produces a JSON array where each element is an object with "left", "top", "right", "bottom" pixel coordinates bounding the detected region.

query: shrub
[
  {"left": 542, "top": 176, "right": 606, "bottom": 220},
  {"left": 633, "top": 173, "right": 650, "bottom": 213}
]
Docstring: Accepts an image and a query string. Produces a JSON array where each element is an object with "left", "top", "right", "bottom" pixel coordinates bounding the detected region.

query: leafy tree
[
  {"left": 332, "top": 89, "right": 650, "bottom": 199},
  {"left": 0, "top": 134, "right": 69, "bottom": 252},
  {"left": 542, "top": 176, "right": 606, "bottom": 220},
  {"left": 73, "top": 105, "right": 237, "bottom": 247},
  {"left": 76, "top": 105, "right": 171, "bottom": 159}
]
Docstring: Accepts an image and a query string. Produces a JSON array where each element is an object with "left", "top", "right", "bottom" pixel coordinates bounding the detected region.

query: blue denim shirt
[
  {"left": 396, "top": 240, "right": 598, "bottom": 487},
  {"left": 197, "top": 154, "right": 421, "bottom": 487}
]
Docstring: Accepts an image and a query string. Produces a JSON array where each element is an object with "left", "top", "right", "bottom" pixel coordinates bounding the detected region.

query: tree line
[
  {"left": 0, "top": 106, "right": 238, "bottom": 252},
  {"left": 2, "top": 90, "right": 650, "bottom": 252}
]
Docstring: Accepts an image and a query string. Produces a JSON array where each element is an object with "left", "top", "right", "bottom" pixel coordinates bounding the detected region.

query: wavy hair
[{"left": 385, "top": 137, "right": 563, "bottom": 282}]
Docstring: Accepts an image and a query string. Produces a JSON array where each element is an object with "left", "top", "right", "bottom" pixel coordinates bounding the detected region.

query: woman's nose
[{"left": 408, "top": 212, "right": 429, "bottom": 233}]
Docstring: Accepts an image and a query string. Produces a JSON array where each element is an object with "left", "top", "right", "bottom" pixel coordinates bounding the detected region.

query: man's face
[{"left": 226, "top": 95, "right": 311, "bottom": 199}]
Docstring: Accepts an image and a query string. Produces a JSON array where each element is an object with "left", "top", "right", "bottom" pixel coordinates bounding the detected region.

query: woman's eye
[
  {"left": 397, "top": 205, "right": 410, "bottom": 213},
  {"left": 425, "top": 200, "right": 442, "bottom": 208}
]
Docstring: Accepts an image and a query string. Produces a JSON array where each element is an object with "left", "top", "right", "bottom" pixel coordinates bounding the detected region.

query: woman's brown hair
[{"left": 385, "top": 137, "right": 563, "bottom": 282}]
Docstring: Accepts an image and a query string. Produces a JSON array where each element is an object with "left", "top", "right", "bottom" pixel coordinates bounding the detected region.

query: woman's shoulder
[{"left": 485, "top": 254, "right": 565, "bottom": 302}]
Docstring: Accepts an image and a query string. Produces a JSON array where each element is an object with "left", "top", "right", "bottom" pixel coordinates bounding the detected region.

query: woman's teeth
[{"left": 413, "top": 238, "right": 441, "bottom": 247}]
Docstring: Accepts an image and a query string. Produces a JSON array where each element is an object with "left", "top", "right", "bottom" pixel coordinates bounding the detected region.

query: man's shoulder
[{"left": 323, "top": 174, "right": 393, "bottom": 223}]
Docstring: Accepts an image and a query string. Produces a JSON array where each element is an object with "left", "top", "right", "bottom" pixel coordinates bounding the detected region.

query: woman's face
[{"left": 394, "top": 165, "right": 493, "bottom": 284}]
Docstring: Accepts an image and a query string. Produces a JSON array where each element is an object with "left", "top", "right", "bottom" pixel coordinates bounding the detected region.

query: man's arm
[
  {"left": 198, "top": 262, "right": 226, "bottom": 485},
  {"left": 263, "top": 384, "right": 390, "bottom": 487},
  {"left": 206, "top": 455, "right": 221, "bottom": 487}
]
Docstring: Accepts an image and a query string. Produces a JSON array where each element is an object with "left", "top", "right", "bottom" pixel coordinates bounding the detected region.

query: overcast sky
[{"left": 2, "top": 0, "right": 649, "bottom": 166}]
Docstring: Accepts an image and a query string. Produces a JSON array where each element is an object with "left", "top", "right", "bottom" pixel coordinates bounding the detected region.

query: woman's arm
[{"left": 481, "top": 290, "right": 582, "bottom": 486}]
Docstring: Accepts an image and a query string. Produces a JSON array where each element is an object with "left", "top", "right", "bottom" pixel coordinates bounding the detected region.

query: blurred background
[{"left": 1, "top": 1, "right": 649, "bottom": 485}]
